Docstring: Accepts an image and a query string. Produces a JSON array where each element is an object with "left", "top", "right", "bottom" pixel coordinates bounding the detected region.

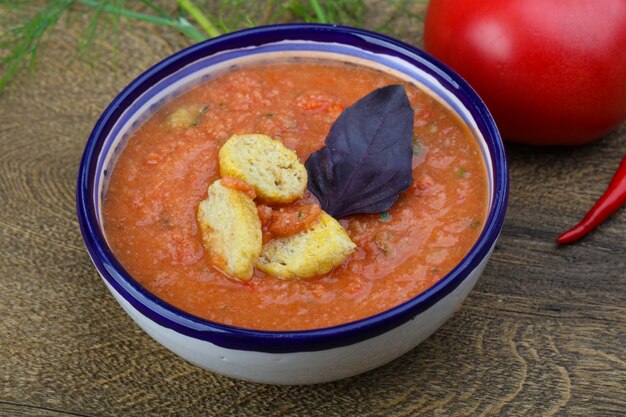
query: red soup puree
[{"left": 103, "top": 60, "right": 489, "bottom": 331}]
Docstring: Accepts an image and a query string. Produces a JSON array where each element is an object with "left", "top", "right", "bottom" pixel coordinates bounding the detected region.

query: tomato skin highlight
[{"left": 424, "top": 0, "right": 626, "bottom": 145}]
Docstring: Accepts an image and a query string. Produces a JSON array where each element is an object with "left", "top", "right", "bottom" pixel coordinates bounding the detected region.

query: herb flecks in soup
[{"left": 103, "top": 61, "right": 488, "bottom": 330}]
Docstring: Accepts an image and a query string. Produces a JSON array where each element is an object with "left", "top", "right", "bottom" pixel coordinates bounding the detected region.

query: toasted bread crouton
[
  {"left": 197, "top": 179, "right": 262, "bottom": 280},
  {"left": 165, "top": 105, "right": 207, "bottom": 129},
  {"left": 219, "top": 134, "right": 307, "bottom": 204},
  {"left": 256, "top": 212, "right": 356, "bottom": 279}
]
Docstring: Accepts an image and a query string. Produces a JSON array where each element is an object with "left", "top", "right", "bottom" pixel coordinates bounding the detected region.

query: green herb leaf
[
  {"left": 192, "top": 105, "right": 209, "bottom": 126},
  {"left": 379, "top": 211, "right": 392, "bottom": 222}
]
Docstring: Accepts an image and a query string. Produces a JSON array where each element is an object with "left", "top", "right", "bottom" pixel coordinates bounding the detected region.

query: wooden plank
[
  {"left": 0, "top": 2, "right": 624, "bottom": 417},
  {"left": 0, "top": 402, "right": 91, "bottom": 417}
]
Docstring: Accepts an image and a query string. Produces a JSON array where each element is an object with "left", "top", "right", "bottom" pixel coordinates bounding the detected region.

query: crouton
[
  {"left": 219, "top": 134, "right": 307, "bottom": 204},
  {"left": 256, "top": 212, "right": 356, "bottom": 279},
  {"left": 165, "top": 105, "right": 207, "bottom": 129},
  {"left": 197, "top": 179, "right": 262, "bottom": 280}
]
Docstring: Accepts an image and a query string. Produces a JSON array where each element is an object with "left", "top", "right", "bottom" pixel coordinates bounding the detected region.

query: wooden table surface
[{"left": 1, "top": 5, "right": 625, "bottom": 417}]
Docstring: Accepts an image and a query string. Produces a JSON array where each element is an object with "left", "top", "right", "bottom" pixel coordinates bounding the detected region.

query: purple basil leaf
[{"left": 305, "top": 84, "right": 414, "bottom": 218}]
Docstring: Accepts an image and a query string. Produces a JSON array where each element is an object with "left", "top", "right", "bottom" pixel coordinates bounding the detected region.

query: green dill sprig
[
  {"left": 0, "top": 0, "right": 425, "bottom": 94},
  {"left": 177, "top": 0, "right": 220, "bottom": 38},
  {"left": 0, "top": 0, "right": 73, "bottom": 92},
  {"left": 77, "top": 0, "right": 208, "bottom": 42},
  {"left": 0, "top": 0, "right": 209, "bottom": 93}
]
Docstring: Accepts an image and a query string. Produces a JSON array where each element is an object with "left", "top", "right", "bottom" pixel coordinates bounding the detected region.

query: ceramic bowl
[{"left": 77, "top": 24, "right": 508, "bottom": 385}]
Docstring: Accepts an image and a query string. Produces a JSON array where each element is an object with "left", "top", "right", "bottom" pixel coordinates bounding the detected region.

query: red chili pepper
[{"left": 557, "top": 155, "right": 626, "bottom": 244}]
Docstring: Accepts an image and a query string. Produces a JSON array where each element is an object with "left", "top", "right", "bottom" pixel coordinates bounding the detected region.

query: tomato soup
[{"left": 103, "top": 60, "right": 489, "bottom": 331}]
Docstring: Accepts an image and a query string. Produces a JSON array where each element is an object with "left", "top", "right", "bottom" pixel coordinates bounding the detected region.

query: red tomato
[{"left": 424, "top": 0, "right": 626, "bottom": 145}]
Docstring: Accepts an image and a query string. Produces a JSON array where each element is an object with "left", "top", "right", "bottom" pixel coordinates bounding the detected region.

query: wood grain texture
[{"left": 1, "top": 3, "right": 624, "bottom": 417}]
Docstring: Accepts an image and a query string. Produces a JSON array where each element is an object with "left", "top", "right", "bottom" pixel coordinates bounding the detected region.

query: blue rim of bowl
[{"left": 77, "top": 23, "right": 508, "bottom": 354}]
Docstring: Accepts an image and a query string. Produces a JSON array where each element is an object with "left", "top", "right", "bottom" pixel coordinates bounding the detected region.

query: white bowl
[{"left": 77, "top": 24, "right": 508, "bottom": 385}]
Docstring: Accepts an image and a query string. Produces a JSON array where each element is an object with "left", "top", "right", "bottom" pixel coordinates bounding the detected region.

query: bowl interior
[
  {"left": 78, "top": 24, "right": 507, "bottom": 352},
  {"left": 94, "top": 43, "right": 496, "bottom": 224}
]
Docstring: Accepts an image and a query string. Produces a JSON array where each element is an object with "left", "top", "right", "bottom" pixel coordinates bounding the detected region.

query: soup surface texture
[{"left": 103, "top": 60, "right": 488, "bottom": 331}]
